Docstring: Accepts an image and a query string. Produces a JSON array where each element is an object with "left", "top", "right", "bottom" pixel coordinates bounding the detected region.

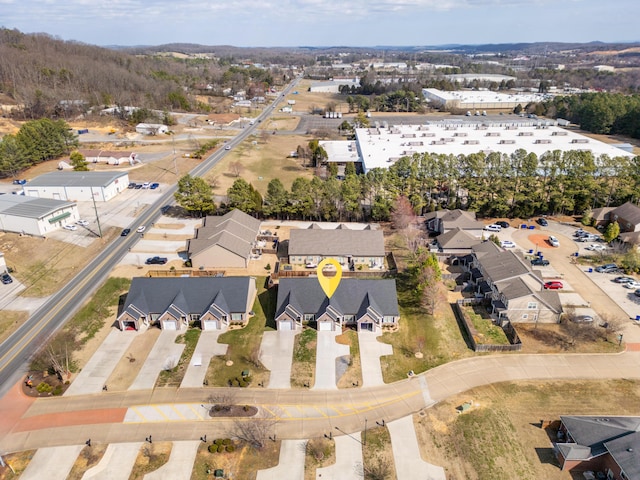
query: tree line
[
  {"left": 174, "top": 148, "right": 640, "bottom": 222},
  {"left": 541, "top": 92, "right": 640, "bottom": 139},
  {"left": 0, "top": 118, "right": 78, "bottom": 178}
]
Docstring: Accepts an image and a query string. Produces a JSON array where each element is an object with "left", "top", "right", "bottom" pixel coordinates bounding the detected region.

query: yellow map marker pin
[{"left": 316, "top": 258, "right": 343, "bottom": 298}]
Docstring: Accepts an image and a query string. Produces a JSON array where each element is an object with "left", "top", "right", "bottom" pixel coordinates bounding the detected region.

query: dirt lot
[{"left": 415, "top": 378, "right": 640, "bottom": 480}]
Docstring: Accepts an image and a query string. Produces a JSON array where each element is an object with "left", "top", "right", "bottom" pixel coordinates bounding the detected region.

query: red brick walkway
[{"left": 0, "top": 379, "right": 36, "bottom": 437}]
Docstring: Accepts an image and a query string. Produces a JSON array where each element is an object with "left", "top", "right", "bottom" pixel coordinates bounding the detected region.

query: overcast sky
[{"left": 1, "top": 0, "right": 638, "bottom": 47}]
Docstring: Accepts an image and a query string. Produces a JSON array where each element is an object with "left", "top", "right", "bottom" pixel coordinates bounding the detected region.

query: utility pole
[{"left": 91, "top": 187, "right": 103, "bottom": 238}]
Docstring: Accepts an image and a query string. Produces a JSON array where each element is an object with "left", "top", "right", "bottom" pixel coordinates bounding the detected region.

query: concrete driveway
[
  {"left": 316, "top": 434, "right": 363, "bottom": 480},
  {"left": 256, "top": 439, "right": 306, "bottom": 480},
  {"left": 180, "top": 331, "right": 227, "bottom": 388},
  {"left": 313, "top": 330, "right": 349, "bottom": 390},
  {"left": 358, "top": 330, "right": 393, "bottom": 387},
  {"left": 82, "top": 442, "right": 142, "bottom": 480},
  {"left": 66, "top": 329, "right": 140, "bottom": 396},
  {"left": 260, "top": 330, "right": 295, "bottom": 389},
  {"left": 130, "top": 330, "right": 184, "bottom": 390},
  {"left": 20, "top": 445, "right": 85, "bottom": 480},
  {"left": 143, "top": 441, "right": 200, "bottom": 480},
  {"left": 387, "top": 416, "right": 446, "bottom": 480}
]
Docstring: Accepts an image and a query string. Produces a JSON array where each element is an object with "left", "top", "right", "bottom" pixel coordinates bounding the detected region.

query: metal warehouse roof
[
  {"left": 355, "top": 121, "right": 635, "bottom": 172},
  {"left": 27, "top": 171, "right": 129, "bottom": 188},
  {"left": 0, "top": 194, "right": 76, "bottom": 219}
]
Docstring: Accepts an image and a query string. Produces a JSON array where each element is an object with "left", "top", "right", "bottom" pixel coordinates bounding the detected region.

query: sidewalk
[
  {"left": 316, "top": 433, "right": 363, "bottom": 480},
  {"left": 82, "top": 442, "right": 142, "bottom": 480},
  {"left": 19, "top": 444, "right": 84, "bottom": 480},
  {"left": 143, "top": 441, "right": 200, "bottom": 480}
]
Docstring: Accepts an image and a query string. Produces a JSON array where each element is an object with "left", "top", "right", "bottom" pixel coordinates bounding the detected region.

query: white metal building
[
  {"left": 423, "top": 88, "right": 547, "bottom": 110},
  {"left": 354, "top": 121, "right": 636, "bottom": 173},
  {"left": 0, "top": 195, "right": 79, "bottom": 236},
  {"left": 23, "top": 171, "right": 130, "bottom": 202},
  {"left": 135, "top": 123, "right": 169, "bottom": 135}
]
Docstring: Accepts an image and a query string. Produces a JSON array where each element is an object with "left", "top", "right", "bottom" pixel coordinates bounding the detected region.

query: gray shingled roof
[
  {"left": 612, "top": 202, "right": 640, "bottom": 227},
  {"left": 437, "top": 227, "right": 479, "bottom": 249},
  {"left": 276, "top": 278, "right": 399, "bottom": 318},
  {"left": 27, "top": 171, "right": 128, "bottom": 188},
  {"left": 425, "top": 209, "right": 483, "bottom": 230},
  {"left": 121, "top": 277, "right": 253, "bottom": 317},
  {"left": 479, "top": 250, "right": 531, "bottom": 284},
  {"left": 560, "top": 415, "right": 640, "bottom": 477},
  {"left": 288, "top": 229, "right": 385, "bottom": 257},
  {"left": 0, "top": 195, "right": 76, "bottom": 219},
  {"left": 187, "top": 209, "right": 261, "bottom": 259}
]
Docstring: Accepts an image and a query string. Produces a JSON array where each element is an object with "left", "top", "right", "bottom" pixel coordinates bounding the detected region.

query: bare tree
[
  {"left": 229, "top": 161, "right": 244, "bottom": 178},
  {"left": 229, "top": 419, "right": 277, "bottom": 450}
]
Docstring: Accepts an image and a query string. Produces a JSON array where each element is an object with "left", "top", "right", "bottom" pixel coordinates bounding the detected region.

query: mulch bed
[
  {"left": 208, "top": 405, "right": 258, "bottom": 417},
  {"left": 21, "top": 370, "right": 71, "bottom": 398}
]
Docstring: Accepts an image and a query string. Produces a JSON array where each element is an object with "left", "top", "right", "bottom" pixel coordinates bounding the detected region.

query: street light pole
[{"left": 364, "top": 418, "right": 367, "bottom": 446}]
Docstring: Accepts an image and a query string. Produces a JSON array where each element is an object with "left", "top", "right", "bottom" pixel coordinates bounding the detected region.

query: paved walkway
[
  {"left": 19, "top": 444, "right": 85, "bottom": 480},
  {"left": 66, "top": 329, "right": 140, "bottom": 396},
  {"left": 316, "top": 433, "right": 363, "bottom": 480},
  {"left": 313, "top": 331, "right": 349, "bottom": 390},
  {"left": 180, "top": 331, "right": 227, "bottom": 388},
  {"left": 387, "top": 416, "right": 446, "bottom": 480},
  {"left": 358, "top": 330, "right": 393, "bottom": 387},
  {"left": 143, "top": 441, "right": 200, "bottom": 480},
  {"left": 259, "top": 331, "right": 295, "bottom": 389},
  {"left": 130, "top": 330, "right": 184, "bottom": 390},
  {"left": 82, "top": 442, "right": 142, "bottom": 480},
  {"left": 255, "top": 439, "right": 306, "bottom": 480}
]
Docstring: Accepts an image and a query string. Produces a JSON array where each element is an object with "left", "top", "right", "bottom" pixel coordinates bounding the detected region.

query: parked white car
[
  {"left": 76, "top": 219, "right": 89, "bottom": 226},
  {"left": 623, "top": 281, "right": 640, "bottom": 289},
  {"left": 586, "top": 244, "right": 606, "bottom": 251},
  {"left": 484, "top": 224, "right": 502, "bottom": 232},
  {"left": 500, "top": 240, "right": 516, "bottom": 248},
  {"left": 548, "top": 235, "right": 560, "bottom": 247},
  {"left": 63, "top": 224, "right": 78, "bottom": 231}
]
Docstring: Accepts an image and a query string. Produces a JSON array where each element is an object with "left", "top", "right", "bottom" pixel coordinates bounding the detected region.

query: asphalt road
[{"left": 0, "top": 76, "right": 303, "bottom": 398}]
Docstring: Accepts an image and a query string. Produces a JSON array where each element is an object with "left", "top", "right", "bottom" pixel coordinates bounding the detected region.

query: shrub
[
  {"left": 52, "top": 385, "right": 63, "bottom": 396},
  {"left": 226, "top": 445, "right": 235, "bottom": 453},
  {"left": 36, "top": 382, "right": 52, "bottom": 393},
  {"left": 239, "top": 380, "right": 248, "bottom": 388},
  {"left": 214, "top": 438, "right": 223, "bottom": 445},
  {"left": 217, "top": 444, "right": 225, "bottom": 453},
  {"left": 208, "top": 444, "right": 217, "bottom": 453},
  {"left": 222, "top": 438, "right": 232, "bottom": 445}
]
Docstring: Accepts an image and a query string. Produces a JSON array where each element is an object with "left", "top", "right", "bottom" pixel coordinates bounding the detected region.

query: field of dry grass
[
  {"left": 204, "top": 133, "right": 313, "bottom": 195},
  {"left": 415, "top": 379, "right": 640, "bottom": 480}
]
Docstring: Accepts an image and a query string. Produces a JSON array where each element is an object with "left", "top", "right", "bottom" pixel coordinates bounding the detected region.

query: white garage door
[
  {"left": 163, "top": 320, "right": 177, "bottom": 330},
  {"left": 279, "top": 320, "right": 292, "bottom": 331},
  {"left": 203, "top": 320, "right": 218, "bottom": 330},
  {"left": 318, "top": 321, "right": 333, "bottom": 331}
]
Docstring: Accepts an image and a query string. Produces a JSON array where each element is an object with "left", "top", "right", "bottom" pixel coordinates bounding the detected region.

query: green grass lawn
[
  {"left": 336, "top": 329, "right": 363, "bottom": 388},
  {"left": 205, "top": 277, "right": 273, "bottom": 388},
  {"left": 465, "top": 307, "right": 509, "bottom": 345},
  {"left": 361, "top": 426, "right": 397, "bottom": 480},
  {"left": 290, "top": 328, "right": 317, "bottom": 388},
  {"left": 379, "top": 272, "right": 471, "bottom": 383}
]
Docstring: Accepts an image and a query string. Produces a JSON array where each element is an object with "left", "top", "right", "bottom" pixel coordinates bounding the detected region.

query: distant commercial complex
[
  {"left": 422, "top": 88, "right": 548, "bottom": 111},
  {"left": 322, "top": 120, "right": 635, "bottom": 174}
]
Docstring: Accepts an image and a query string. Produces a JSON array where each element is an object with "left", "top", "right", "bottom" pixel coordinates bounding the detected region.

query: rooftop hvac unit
[
  {"left": 571, "top": 139, "right": 589, "bottom": 144},
  {"left": 519, "top": 132, "right": 534, "bottom": 136},
  {"left": 499, "top": 140, "right": 516, "bottom": 144}
]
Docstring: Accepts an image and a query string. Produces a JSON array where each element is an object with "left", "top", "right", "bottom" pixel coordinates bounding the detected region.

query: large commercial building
[
  {"left": 0, "top": 194, "right": 79, "bottom": 236},
  {"left": 353, "top": 121, "right": 635, "bottom": 173},
  {"left": 23, "top": 171, "right": 130, "bottom": 202},
  {"left": 422, "top": 88, "right": 548, "bottom": 111}
]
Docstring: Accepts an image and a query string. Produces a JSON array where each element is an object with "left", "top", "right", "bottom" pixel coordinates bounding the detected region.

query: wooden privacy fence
[
  {"left": 147, "top": 269, "right": 225, "bottom": 277},
  {"left": 453, "top": 301, "right": 522, "bottom": 352}
]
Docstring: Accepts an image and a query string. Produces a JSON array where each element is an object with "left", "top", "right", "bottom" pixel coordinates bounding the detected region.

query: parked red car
[{"left": 544, "top": 281, "right": 563, "bottom": 290}]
